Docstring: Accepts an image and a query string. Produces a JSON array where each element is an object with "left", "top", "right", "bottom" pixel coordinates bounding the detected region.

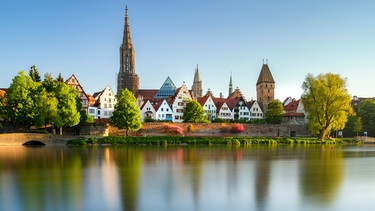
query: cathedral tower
[
  {"left": 117, "top": 6, "right": 139, "bottom": 95},
  {"left": 191, "top": 65, "right": 203, "bottom": 99},
  {"left": 256, "top": 61, "right": 275, "bottom": 111}
]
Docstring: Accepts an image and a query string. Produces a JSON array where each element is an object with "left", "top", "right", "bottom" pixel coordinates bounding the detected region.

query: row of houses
[{"left": 65, "top": 73, "right": 308, "bottom": 125}]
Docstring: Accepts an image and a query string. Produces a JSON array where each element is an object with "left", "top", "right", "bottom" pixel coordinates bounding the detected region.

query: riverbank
[{"left": 67, "top": 136, "right": 359, "bottom": 146}]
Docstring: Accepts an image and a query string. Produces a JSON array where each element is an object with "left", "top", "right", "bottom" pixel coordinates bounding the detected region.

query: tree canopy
[
  {"left": 6, "top": 71, "right": 81, "bottom": 132},
  {"left": 301, "top": 73, "right": 352, "bottom": 140},
  {"left": 356, "top": 99, "right": 375, "bottom": 136},
  {"left": 7, "top": 71, "right": 39, "bottom": 128},
  {"left": 183, "top": 100, "right": 209, "bottom": 123},
  {"left": 110, "top": 88, "right": 142, "bottom": 135},
  {"left": 265, "top": 100, "right": 284, "bottom": 124}
]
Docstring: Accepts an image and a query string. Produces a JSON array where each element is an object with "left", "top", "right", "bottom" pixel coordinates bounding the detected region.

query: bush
[
  {"left": 187, "top": 124, "right": 195, "bottom": 133},
  {"left": 165, "top": 124, "right": 184, "bottom": 135},
  {"left": 231, "top": 123, "right": 244, "bottom": 133},
  {"left": 86, "top": 137, "right": 97, "bottom": 144}
]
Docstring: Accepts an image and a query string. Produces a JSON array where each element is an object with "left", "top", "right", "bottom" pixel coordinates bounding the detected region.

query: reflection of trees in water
[
  {"left": 111, "top": 147, "right": 142, "bottom": 211},
  {"left": 300, "top": 146, "right": 343, "bottom": 205},
  {"left": 0, "top": 146, "right": 87, "bottom": 210}
]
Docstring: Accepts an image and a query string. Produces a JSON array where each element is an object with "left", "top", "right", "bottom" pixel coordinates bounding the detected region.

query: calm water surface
[{"left": 0, "top": 144, "right": 375, "bottom": 211}]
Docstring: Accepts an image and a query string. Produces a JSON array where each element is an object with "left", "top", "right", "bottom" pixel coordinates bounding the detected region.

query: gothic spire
[
  {"left": 192, "top": 64, "right": 203, "bottom": 99},
  {"left": 228, "top": 72, "right": 233, "bottom": 96},
  {"left": 123, "top": 5, "right": 133, "bottom": 48},
  {"left": 194, "top": 64, "right": 201, "bottom": 82}
]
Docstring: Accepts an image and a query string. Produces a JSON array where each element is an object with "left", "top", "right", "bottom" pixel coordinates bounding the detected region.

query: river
[{"left": 0, "top": 144, "right": 374, "bottom": 211}]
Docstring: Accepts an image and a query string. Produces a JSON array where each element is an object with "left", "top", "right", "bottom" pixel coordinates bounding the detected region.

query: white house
[
  {"left": 89, "top": 85, "right": 117, "bottom": 120},
  {"left": 155, "top": 99, "right": 174, "bottom": 121},
  {"left": 215, "top": 101, "right": 233, "bottom": 120},
  {"left": 197, "top": 95, "right": 217, "bottom": 120},
  {"left": 247, "top": 100, "right": 263, "bottom": 121},
  {"left": 171, "top": 82, "right": 193, "bottom": 122},
  {"left": 140, "top": 100, "right": 156, "bottom": 122}
]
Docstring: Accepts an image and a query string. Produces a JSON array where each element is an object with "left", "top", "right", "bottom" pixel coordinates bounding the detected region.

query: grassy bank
[{"left": 67, "top": 136, "right": 359, "bottom": 146}]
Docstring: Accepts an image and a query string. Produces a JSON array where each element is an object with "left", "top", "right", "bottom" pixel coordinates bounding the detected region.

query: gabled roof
[
  {"left": 256, "top": 64, "right": 275, "bottom": 85},
  {"left": 197, "top": 96, "right": 210, "bottom": 106},
  {"left": 227, "top": 87, "right": 246, "bottom": 101},
  {"left": 226, "top": 98, "right": 240, "bottom": 110},
  {"left": 283, "top": 99, "right": 300, "bottom": 112}
]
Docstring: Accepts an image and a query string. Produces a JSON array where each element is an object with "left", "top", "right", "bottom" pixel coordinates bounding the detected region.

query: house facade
[{"left": 88, "top": 85, "right": 117, "bottom": 120}]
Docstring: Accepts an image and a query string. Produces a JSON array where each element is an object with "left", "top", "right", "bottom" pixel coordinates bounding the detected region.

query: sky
[{"left": 1, "top": 0, "right": 375, "bottom": 101}]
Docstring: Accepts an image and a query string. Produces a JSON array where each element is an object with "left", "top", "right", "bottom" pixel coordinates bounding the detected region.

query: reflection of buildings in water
[{"left": 101, "top": 148, "right": 120, "bottom": 209}]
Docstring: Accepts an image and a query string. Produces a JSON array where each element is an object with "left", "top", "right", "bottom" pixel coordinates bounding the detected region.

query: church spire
[
  {"left": 123, "top": 6, "right": 132, "bottom": 48},
  {"left": 117, "top": 6, "right": 139, "bottom": 95},
  {"left": 228, "top": 72, "right": 233, "bottom": 97},
  {"left": 192, "top": 64, "right": 203, "bottom": 99}
]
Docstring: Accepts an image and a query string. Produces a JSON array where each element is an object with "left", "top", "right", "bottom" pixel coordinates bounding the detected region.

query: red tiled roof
[
  {"left": 283, "top": 99, "right": 300, "bottom": 112},
  {"left": 137, "top": 89, "right": 158, "bottom": 100}
]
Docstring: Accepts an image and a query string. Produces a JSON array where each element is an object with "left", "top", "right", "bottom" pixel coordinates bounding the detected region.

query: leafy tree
[
  {"left": 41, "top": 76, "right": 80, "bottom": 134},
  {"left": 33, "top": 86, "right": 59, "bottom": 128},
  {"left": 357, "top": 99, "right": 375, "bottom": 136},
  {"left": 301, "top": 73, "right": 352, "bottom": 140},
  {"left": 343, "top": 114, "right": 363, "bottom": 137},
  {"left": 29, "top": 65, "right": 41, "bottom": 82},
  {"left": 6, "top": 71, "right": 39, "bottom": 128},
  {"left": 110, "top": 88, "right": 142, "bottom": 135},
  {"left": 183, "top": 100, "right": 209, "bottom": 123},
  {"left": 265, "top": 100, "right": 284, "bottom": 124},
  {"left": 53, "top": 82, "right": 80, "bottom": 134}
]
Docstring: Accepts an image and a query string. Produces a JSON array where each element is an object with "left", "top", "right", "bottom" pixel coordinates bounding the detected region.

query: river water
[{"left": 0, "top": 144, "right": 375, "bottom": 211}]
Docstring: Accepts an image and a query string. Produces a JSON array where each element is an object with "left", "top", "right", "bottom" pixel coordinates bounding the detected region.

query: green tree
[
  {"left": 41, "top": 76, "right": 80, "bottom": 134},
  {"left": 183, "top": 100, "right": 209, "bottom": 123},
  {"left": 6, "top": 71, "right": 39, "bottom": 128},
  {"left": 56, "top": 73, "right": 64, "bottom": 83},
  {"left": 357, "top": 99, "right": 375, "bottom": 136},
  {"left": 54, "top": 82, "right": 81, "bottom": 134},
  {"left": 302, "top": 73, "right": 352, "bottom": 140},
  {"left": 110, "top": 88, "right": 142, "bottom": 135},
  {"left": 29, "top": 65, "right": 41, "bottom": 82},
  {"left": 343, "top": 114, "right": 363, "bottom": 137},
  {"left": 33, "top": 86, "right": 59, "bottom": 128},
  {"left": 265, "top": 100, "right": 284, "bottom": 124}
]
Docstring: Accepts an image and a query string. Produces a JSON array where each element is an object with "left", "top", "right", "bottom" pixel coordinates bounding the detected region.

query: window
[
  {"left": 89, "top": 109, "right": 95, "bottom": 113},
  {"left": 161, "top": 108, "right": 164, "bottom": 111},
  {"left": 104, "top": 111, "right": 108, "bottom": 116},
  {"left": 109, "top": 104, "right": 112, "bottom": 108}
]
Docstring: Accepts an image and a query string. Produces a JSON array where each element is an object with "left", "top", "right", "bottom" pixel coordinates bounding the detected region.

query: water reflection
[{"left": 0, "top": 145, "right": 374, "bottom": 211}]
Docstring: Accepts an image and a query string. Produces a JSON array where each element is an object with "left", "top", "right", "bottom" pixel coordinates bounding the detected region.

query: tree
[
  {"left": 33, "top": 86, "right": 59, "bottom": 128},
  {"left": 6, "top": 71, "right": 39, "bottom": 128},
  {"left": 29, "top": 65, "right": 41, "bottom": 82},
  {"left": 183, "top": 100, "right": 209, "bottom": 123},
  {"left": 56, "top": 73, "right": 64, "bottom": 83},
  {"left": 110, "top": 88, "right": 142, "bottom": 135},
  {"left": 301, "top": 73, "right": 352, "bottom": 140},
  {"left": 343, "top": 114, "right": 363, "bottom": 137},
  {"left": 41, "top": 76, "right": 80, "bottom": 134},
  {"left": 265, "top": 100, "right": 284, "bottom": 124},
  {"left": 356, "top": 99, "right": 375, "bottom": 136}
]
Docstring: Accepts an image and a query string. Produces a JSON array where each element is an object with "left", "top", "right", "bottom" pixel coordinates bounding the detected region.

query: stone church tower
[
  {"left": 117, "top": 6, "right": 139, "bottom": 95},
  {"left": 191, "top": 65, "right": 203, "bottom": 99},
  {"left": 256, "top": 62, "right": 275, "bottom": 112}
]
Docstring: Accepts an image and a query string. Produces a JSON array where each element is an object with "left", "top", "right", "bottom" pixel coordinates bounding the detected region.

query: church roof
[{"left": 256, "top": 64, "right": 275, "bottom": 85}]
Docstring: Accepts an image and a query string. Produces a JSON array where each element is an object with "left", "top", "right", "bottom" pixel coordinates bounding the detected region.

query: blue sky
[{"left": 1, "top": 0, "right": 374, "bottom": 101}]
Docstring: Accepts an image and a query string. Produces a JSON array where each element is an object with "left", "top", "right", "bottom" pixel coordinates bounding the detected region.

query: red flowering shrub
[
  {"left": 231, "top": 123, "right": 244, "bottom": 133},
  {"left": 165, "top": 124, "right": 184, "bottom": 135}
]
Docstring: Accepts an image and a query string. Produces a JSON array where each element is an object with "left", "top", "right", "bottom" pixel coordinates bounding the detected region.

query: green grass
[{"left": 67, "top": 136, "right": 357, "bottom": 146}]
